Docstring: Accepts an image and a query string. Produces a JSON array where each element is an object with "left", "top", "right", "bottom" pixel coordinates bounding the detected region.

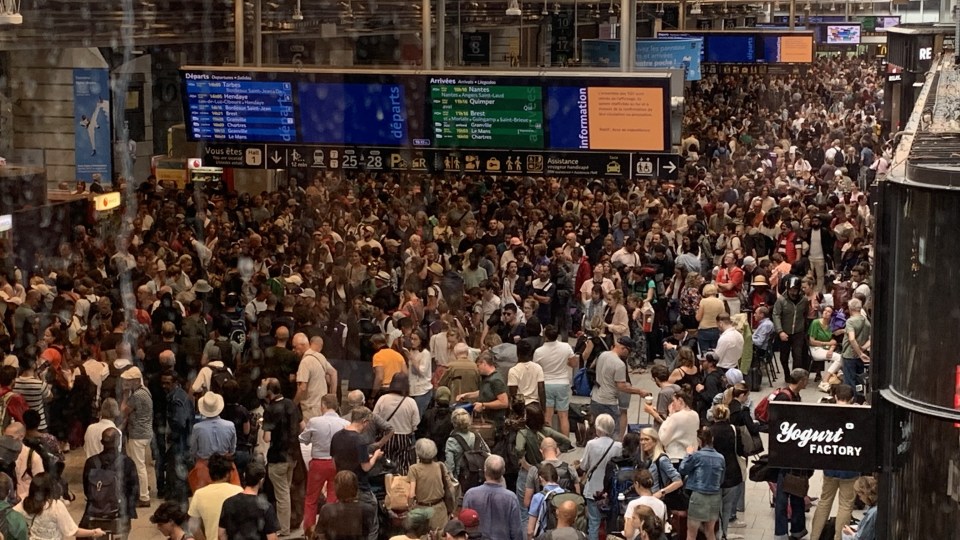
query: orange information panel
[
  {"left": 779, "top": 35, "right": 813, "bottom": 63},
  {"left": 586, "top": 87, "right": 666, "bottom": 152}
]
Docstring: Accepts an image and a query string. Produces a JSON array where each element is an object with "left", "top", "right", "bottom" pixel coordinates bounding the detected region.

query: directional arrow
[
  {"left": 270, "top": 151, "right": 283, "bottom": 164},
  {"left": 662, "top": 160, "right": 677, "bottom": 174}
]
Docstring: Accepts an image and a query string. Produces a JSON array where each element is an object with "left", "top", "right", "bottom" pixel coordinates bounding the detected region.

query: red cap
[{"left": 458, "top": 508, "right": 480, "bottom": 529}]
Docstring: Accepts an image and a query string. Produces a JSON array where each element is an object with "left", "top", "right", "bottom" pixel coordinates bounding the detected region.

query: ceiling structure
[{"left": 0, "top": 0, "right": 902, "bottom": 51}]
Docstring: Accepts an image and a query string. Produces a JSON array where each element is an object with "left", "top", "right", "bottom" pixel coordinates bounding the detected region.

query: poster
[
  {"left": 636, "top": 38, "right": 703, "bottom": 81},
  {"left": 73, "top": 68, "right": 112, "bottom": 183}
]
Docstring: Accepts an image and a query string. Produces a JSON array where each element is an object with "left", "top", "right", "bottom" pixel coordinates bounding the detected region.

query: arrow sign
[
  {"left": 662, "top": 160, "right": 677, "bottom": 174},
  {"left": 270, "top": 151, "right": 284, "bottom": 164}
]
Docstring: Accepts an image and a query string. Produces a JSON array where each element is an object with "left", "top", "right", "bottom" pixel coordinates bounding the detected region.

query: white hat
[
  {"left": 285, "top": 275, "right": 304, "bottom": 286},
  {"left": 299, "top": 288, "right": 316, "bottom": 299},
  {"left": 198, "top": 391, "right": 225, "bottom": 418}
]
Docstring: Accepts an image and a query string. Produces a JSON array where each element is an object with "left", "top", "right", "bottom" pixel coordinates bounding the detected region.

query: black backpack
[
  {"left": 452, "top": 433, "right": 489, "bottom": 493},
  {"left": 214, "top": 340, "right": 236, "bottom": 370},
  {"left": 426, "top": 408, "right": 453, "bottom": 463},
  {"left": 491, "top": 429, "right": 522, "bottom": 477},
  {"left": 555, "top": 462, "right": 576, "bottom": 492},
  {"left": 209, "top": 365, "right": 235, "bottom": 395},
  {"left": 101, "top": 364, "right": 134, "bottom": 402},
  {"left": 70, "top": 365, "right": 98, "bottom": 420},
  {"left": 86, "top": 456, "right": 121, "bottom": 518}
]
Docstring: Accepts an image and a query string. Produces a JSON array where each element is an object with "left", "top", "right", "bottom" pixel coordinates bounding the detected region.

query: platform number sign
[{"left": 462, "top": 33, "right": 490, "bottom": 65}]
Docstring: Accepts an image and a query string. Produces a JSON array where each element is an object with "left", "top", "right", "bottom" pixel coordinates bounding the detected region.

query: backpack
[
  {"left": 23, "top": 439, "right": 60, "bottom": 480},
  {"left": 491, "top": 429, "right": 522, "bottom": 477},
  {"left": 209, "top": 364, "right": 235, "bottom": 395},
  {"left": 0, "top": 436, "right": 20, "bottom": 500},
  {"left": 100, "top": 364, "right": 134, "bottom": 402},
  {"left": 426, "top": 408, "right": 454, "bottom": 463},
  {"left": 605, "top": 459, "right": 638, "bottom": 530},
  {"left": 70, "top": 365, "right": 99, "bottom": 420},
  {"left": 0, "top": 391, "right": 15, "bottom": 432},
  {"left": 520, "top": 428, "right": 544, "bottom": 466},
  {"left": 214, "top": 340, "right": 236, "bottom": 369},
  {"left": 755, "top": 387, "right": 794, "bottom": 424},
  {"left": 538, "top": 490, "right": 588, "bottom": 536},
  {"left": 555, "top": 462, "right": 576, "bottom": 492},
  {"left": 86, "top": 456, "right": 121, "bottom": 518},
  {"left": 452, "top": 433, "right": 489, "bottom": 493}
]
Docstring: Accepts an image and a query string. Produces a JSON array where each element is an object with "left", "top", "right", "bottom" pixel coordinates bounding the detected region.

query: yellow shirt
[{"left": 373, "top": 348, "right": 407, "bottom": 387}]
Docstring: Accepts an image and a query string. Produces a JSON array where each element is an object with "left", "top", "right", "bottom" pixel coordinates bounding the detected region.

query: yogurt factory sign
[{"left": 768, "top": 402, "right": 877, "bottom": 472}]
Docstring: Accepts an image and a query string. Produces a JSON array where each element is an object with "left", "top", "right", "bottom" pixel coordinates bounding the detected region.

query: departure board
[
  {"left": 430, "top": 82, "right": 544, "bottom": 148},
  {"left": 180, "top": 69, "right": 672, "bottom": 152},
  {"left": 183, "top": 73, "right": 295, "bottom": 142}
]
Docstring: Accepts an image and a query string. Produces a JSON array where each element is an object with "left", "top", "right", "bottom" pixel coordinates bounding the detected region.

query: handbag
[
  {"left": 735, "top": 424, "right": 764, "bottom": 457},
  {"left": 655, "top": 455, "right": 689, "bottom": 512},
  {"left": 781, "top": 472, "right": 810, "bottom": 498}
]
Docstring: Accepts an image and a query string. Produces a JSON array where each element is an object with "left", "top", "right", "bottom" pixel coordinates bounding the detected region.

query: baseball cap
[
  {"left": 742, "top": 256, "right": 756, "bottom": 267},
  {"left": 617, "top": 336, "right": 637, "bottom": 350},
  {"left": 443, "top": 520, "right": 467, "bottom": 536},
  {"left": 458, "top": 509, "right": 480, "bottom": 530}
]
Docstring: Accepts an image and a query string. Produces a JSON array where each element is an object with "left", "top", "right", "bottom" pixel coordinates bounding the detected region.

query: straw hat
[{"left": 198, "top": 391, "right": 225, "bottom": 418}]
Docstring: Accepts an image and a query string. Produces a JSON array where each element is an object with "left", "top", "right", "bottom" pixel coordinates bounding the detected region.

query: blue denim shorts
[{"left": 544, "top": 383, "right": 571, "bottom": 412}]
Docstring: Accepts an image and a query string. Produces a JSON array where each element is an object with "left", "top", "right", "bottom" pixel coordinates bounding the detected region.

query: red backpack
[{"left": 755, "top": 387, "right": 794, "bottom": 423}]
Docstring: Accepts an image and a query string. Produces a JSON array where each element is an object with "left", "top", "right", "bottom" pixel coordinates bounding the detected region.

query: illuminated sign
[
  {"left": 94, "top": 192, "right": 121, "bottom": 212},
  {"left": 0, "top": 215, "right": 11, "bottom": 232}
]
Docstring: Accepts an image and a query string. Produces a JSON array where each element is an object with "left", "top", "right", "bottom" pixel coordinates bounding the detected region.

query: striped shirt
[{"left": 12, "top": 376, "right": 49, "bottom": 431}]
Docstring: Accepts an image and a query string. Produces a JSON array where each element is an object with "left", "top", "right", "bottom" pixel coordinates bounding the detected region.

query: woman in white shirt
[
  {"left": 623, "top": 469, "right": 669, "bottom": 540},
  {"left": 658, "top": 390, "right": 701, "bottom": 460},
  {"left": 16, "top": 472, "right": 105, "bottom": 539},
  {"left": 374, "top": 373, "right": 421, "bottom": 476},
  {"left": 407, "top": 330, "right": 434, "bottom": 418}
]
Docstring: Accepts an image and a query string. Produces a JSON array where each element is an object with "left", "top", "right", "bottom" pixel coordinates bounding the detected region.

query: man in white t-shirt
[
  {"left": 714, "top": 313, "right": 744, "bottom": 371},
  {"left": 293, "top": 333, "right": 337, "bottom": 421},
  {"left": 532, "top": 325, "right": 578, "bottom": 438},
  {"left": 508, "top": 340, "right": 545, "bottom": 408}
]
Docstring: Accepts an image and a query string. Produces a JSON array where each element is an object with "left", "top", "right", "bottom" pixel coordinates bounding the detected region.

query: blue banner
[
  {"left": 636, "top": 38, "right": 703, "bottom": 81},
  {"left": 581, "top": 38, "right": 703, "bottom": 81},
  {"left": 73, "top": 69, "right": 112, "bottom": 183}
]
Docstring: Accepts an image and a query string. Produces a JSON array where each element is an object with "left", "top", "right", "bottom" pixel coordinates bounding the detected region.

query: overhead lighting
[
  {"left": 690, "top": 2, "right": 702, "bottom": 14},
  {"left": 292, "top": 0, "right": 303, "bottom": 20},
  {"left": 542, "top": 0, "right": 548, "bottom": 15},
  {"left": 0, "top": 0, "right": 22, "bottom": 25},
  {"left": 830, "top": 2, "right": 836, "bottom": 11},
  {"left": 553, "top": 3, "right": 560, "bottom": 14},
  {"left": 506, "top": 0, "right": 522, "bottom": 16}
]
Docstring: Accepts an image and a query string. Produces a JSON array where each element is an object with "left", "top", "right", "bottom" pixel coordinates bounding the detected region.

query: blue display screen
[
  {"left": 761, "top": 36, "right": 781, "bottom": 62},
  {"left": 705, "top": 35, "right": 755, "bottom": 62},
  {"left": 298, "top": 83, "right": 408, "bottom": 146},
  {"left": 184, "top": 76, "right": 295, "bottom": 142}
]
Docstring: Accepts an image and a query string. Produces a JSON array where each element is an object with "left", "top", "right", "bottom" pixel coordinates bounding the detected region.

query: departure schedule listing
[
  {"left": 185, "top": 74, "right": 295, "bottom": 143},
  {"left": 587, "top": 87, "right": 665, "bottom": 152},
  {"left": 430, "top": 81, "right": 544, "bottom": 149}
]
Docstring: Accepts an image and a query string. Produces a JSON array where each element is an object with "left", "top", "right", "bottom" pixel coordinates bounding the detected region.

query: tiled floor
[{"left": 56, "top": 366, "right": 855, "bottom": 539}]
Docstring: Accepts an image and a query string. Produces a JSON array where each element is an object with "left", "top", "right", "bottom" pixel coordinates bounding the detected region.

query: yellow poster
[
  {"left": 780, "top": 36, "right": 813, "bottom": 63},
  {"left": 586, "top": 87, "right": 665, "bottom": 152}
]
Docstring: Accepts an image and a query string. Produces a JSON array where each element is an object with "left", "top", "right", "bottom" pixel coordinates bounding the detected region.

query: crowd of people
[{"left": 0, "top": 55, "right": 885, "bottom": 540}]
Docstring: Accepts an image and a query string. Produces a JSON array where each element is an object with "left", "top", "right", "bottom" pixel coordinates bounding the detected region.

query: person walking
[
  {"left": 330, "top": 407, "right": 385, "bottom": 540},
  {"left": 218, "top": 461, "right": 281, "bottom": 540},
  {"left": 461, "top": 454, "right": 524, "bottom": 540}
]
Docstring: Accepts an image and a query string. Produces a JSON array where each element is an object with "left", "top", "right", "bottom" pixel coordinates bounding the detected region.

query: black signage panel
[
  {"left": 696, "top": 19, "right": 713, "bottom": 30},
  {"left": 768, "top": 402, "right": 877, "bottom": 472},
  {"left": 462, "top": 33, "right": 491, "bottom": 65},
  {"left": 551, "top": 11, "right": 575, "bottom": 66},
  {"left": 201, "top": 143, "right": 266, "bottom": 168},
  {"left": 702, "top": 63, "right": 808, "bottom": 76},
  {"left": 201, "top": 142, "right": 680, "bottom": 180}
]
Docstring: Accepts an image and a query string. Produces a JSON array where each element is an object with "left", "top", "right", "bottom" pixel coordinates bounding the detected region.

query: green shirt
[
  {"left": 808, "top": 319, "right": 833, "bottom": 350},
  {"left": 0, "top": 501, "right": 29, "bottom": 540},
  {"left": 478, "top": 372, "right": 508, "bottom": 426},
  {"left": 841, "top": 314, "right": 871, "bottom": 359}
]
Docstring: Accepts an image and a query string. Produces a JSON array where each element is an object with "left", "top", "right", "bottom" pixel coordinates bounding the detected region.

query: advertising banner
[
  {"left": 636, "top": 38, "right": 702, "bottom": 81},
  {"left": 768, "top": 402, "right": 877, "bottom": 472},
  {"left": 73, "top": 69, "right": 112, "bottom": 183},
  {"left": 580, "top": 38, "right": 703, "bottom": 81}
]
